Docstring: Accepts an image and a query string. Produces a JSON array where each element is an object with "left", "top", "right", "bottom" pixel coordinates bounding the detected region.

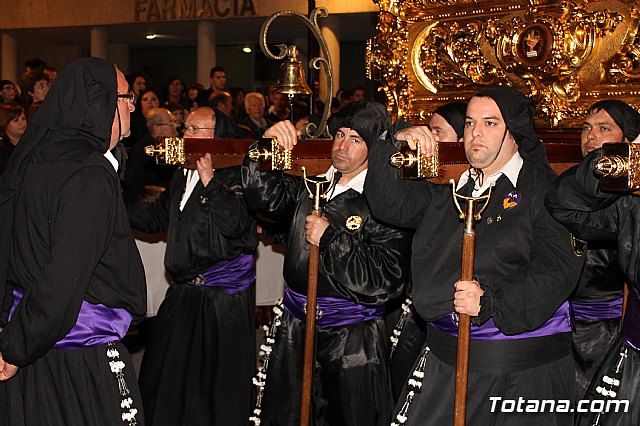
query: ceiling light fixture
[
  {"left": 242, "top": 46, "right": 252, "bottom": 53},
  {"left": 146, "top": 34, "right": 158, "bottom": 40}
]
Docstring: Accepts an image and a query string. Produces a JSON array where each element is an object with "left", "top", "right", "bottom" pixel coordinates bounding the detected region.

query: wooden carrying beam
[{"left": 144, "top": 130, "right": 582, "bottom": 179}]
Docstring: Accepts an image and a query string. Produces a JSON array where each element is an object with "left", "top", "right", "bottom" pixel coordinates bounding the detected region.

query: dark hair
[
  {"left": 24, "top": 58, "right": 47, "bottom": 73},
  {"left": 23, "top": 71, "right": 49, "bottom": 95},
  {"left": 210, "top": 92, "right": 231, "bottom": 108},
  {"left": 0, "top": 80, "right": 17, "bottom": 102},
  {"left": 209, "top": 66, "right": 226, "bottom": 77},
  {"left": 189, "top": 83, "right": 205, "bottom": 92},
  {"left": 0, "top": 102, "right": 25, "bottom": 141},
  {"left": 338, "top": 88, "right": 353, "bottom": 103},
  {"left": 135, "top": 88, "right": 161, "bottom": 115},
  {"left": 127, "top": 70, "right": 149, "bottom": 90},
  {"left": 161, "top": 74, "right": 186, "bottom": 103}
]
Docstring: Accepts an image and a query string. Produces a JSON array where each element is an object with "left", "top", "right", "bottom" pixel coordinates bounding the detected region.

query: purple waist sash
[
  {"left": 183, "top": 253, "right": 255, "bottom": 295},
  {"left": 622, "top": 290, "right": 640, "bottom": 351},
  {"left": 9, "top": 287, "right": 132, "bottom": 350},
  {"left": 283, "top": 285, "right": 385, "bottom": 327},
  {"left": 430, "top": 301, "right": 571, "bottom": 341},
  {"left": 571, "top": 296, "right": 623, "bottom": 321}
]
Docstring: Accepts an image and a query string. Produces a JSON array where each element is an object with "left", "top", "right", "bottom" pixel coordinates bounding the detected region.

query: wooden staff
[
  {"left": 451, "top": 183, "right": 493, "bottom": 426},
  {"left": 300, "top": 172, "right": 335, "bottom": 426}
]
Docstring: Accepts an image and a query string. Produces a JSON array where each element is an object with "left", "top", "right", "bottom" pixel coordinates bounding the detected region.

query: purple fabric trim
[
  {"left": 571, "top": 296, "right": 623, "bottom": 321},
  {"left": 183, "top": 253, "right": 255, "bottom": 295},
  {"left": 430, "top": 301, "right": 571, "bottom": 341},
  {"left": 623, "top": 290, "right": 640, "bottom": 351},
  {"left": 283, "top": 285, "right": 385, "bottom": 327},
  {"left": 9, "top": 287, "right": 132, "bottom": 350}
]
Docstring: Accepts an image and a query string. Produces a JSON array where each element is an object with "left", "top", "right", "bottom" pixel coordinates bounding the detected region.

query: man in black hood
[
  {"left": 546, "top": 100, "right": 640, "bottom": 425},
  {"left": 430, "top": 101, "right": 467, "bottom": 142},
  {"left": 242, "top": 101, "right": 413, "bottom": 425},
  {"left": 558, "top": 100, "right": 633, "bottom": 401},
  {"left": 0, "top": 57, "right": 146, "bottom": 425},
  {"left": 365, "top": 86, "right": 584, "bottom": 425}
]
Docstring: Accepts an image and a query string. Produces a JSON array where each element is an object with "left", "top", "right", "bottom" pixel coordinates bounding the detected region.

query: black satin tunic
[
  {"left": 241, "top": 157, "right": 411, "bottom": 307},
  {"left": 546, "top": 150, "right": 640, "bottom": 294},
  {"left": 574, "top": 242, "right": 625, "bottom": 302},
  {"left": 127, "top": 165, "right": 258, "bottom": 283},
  {"left": 365, "top": 139, "right": 584, "bottom": 335}
]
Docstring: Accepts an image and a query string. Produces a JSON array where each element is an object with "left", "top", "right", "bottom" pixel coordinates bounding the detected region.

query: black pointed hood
[
  {"left": 476, "top": 86, "right": 549, "bottom": 169},
  {"left": 328, "top": 101, "right": 391, "bottom": 147}
]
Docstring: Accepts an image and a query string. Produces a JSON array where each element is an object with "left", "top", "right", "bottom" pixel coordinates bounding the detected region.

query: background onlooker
[
  {"left": 238, "top": 91, "right": 270, "bottom": 139},
  {"left": 0, "top": 102, "right": 26, "bottom": 173},
  {"left": 161, "top": 75, "right": 189, "bottom": 109},
  {"left": 266, "top": 92, "right": 290, "bottom": 122},
  {"left": 127, "top": 88, "right": 161, "bottom": 144},
  {"left": 20, "top": 71, "right": 50, "bottom": 108},
  {"left": 187, "top": 83, "right": 204, "bottom": 109},
  {"left": 351, "top": 85, "right": 366, "bottom": 102},
  {"left": 127, "top": 70, "right": 149, "bottom": 98},
  {"left": 196, "top": 65, "right": 226, "bottom": 106},
  {"left": 0, "top": 80, "right": 18, "bottom": 104},
  {"left": 44, "top": 66, "right": 58, "bottom": 85},
  {"left": 229, "top": 87, "right": 247, "bottom": 123}
]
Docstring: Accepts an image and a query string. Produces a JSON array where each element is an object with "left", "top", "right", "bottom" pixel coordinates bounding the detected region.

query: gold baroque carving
[
  {"left": 368, "top": 0, "right": 640, "bottom": 127},
  {"left": 366, "top": 9, "right": 414, "bottom": 119},
  {"left": 413, "top": 21, "right": 507, "bottom": 92}
]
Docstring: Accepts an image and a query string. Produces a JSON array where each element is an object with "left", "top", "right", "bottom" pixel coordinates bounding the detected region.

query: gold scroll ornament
[
  {"left": 389, "top": 141, "right": 439, "bottom": 179},
  {"left": 593, "top": 141, "right": 640, "bottom": 190}
]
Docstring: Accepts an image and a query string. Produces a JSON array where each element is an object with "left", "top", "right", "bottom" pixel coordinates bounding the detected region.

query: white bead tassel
[
  {"left": 107, "top": 342, "right": 138, "bottom": 426},
  {"left": 390, "top": 298, "right": 413, "bottom": 358},
  {"left": 592, "top": 345, "right": 627, "bottom": 426},
  {"left": 250, "top": 300, "right": 284, "bottom": 426},
  {"left": 390, "top": 345, "right": 430, "bottom": 426}
]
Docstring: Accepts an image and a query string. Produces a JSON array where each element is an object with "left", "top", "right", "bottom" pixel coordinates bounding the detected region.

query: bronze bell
[{"left": 271, "top": 46, "right": 312, "bottom": 96}]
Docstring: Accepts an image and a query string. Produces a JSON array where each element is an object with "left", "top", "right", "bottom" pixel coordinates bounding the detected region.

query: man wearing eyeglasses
[
  {"left": 127, "top": 106, "right": 258, "bottom": 425},
  {"left": 0, "top": 58, "right": 146, "bottom": 425}
]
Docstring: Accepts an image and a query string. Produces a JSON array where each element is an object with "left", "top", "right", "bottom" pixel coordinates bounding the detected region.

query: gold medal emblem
[
  {"left": 571, "top": 234, "right": 587, "bottom": 257},
  {"left": 346, "top": 215, "right": 362, "bottom": 230}
]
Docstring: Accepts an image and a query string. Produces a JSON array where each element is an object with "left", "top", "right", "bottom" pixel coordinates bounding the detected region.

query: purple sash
[
  {"left": 283, "top": 285, "right": 385, "bottom": 327},
  {"left": 622, "top": 290, "right": 640, "bottom": 351},
  {"left": 571, "top": 296, "right": 623, "bottom": 321},
  {"left": 9, "top": 287, "right": 132, "bottom": 350},
  {"left": 183, "top": 253, "right": 255, "bottom": 295},
  {"left": 430, "top": 301, "right": 571, "bottom": 341}
]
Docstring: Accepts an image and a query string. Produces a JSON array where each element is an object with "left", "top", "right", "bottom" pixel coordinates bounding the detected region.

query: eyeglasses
[
  {"left": 117, "top": 92, "right": 136, "bottom": 104},
  {"left": 2, "top": 85, "right": 15, "bottom": 91},
  {"left": 184, "top": 124, "right": 215, "bottom": 133}
]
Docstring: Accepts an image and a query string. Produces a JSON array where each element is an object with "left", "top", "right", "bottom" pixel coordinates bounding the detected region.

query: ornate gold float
[{"left": 367, "top": 0, "right": 640, "bottom": 127}]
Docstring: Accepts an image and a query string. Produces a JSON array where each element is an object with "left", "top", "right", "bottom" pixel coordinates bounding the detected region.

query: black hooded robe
[
  {"left": 365, "top": 87, "right": 584, "bottom": 426},
  {"left": 546, "top": 147, "right": 640, "bottom": 426},
  {"left": 0, "top": 58, "right": 147, "bottom": 425},
  {"left": 241, "top": 101, "right": 412, "bottom": 426},
  {"left": 127, "top": 163, "right": 258, "bottom": 426}
]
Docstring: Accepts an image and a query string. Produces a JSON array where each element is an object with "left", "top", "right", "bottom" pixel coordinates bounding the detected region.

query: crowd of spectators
[{"left": 0, "top": 57, "right": 373, "bottom": 197}]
